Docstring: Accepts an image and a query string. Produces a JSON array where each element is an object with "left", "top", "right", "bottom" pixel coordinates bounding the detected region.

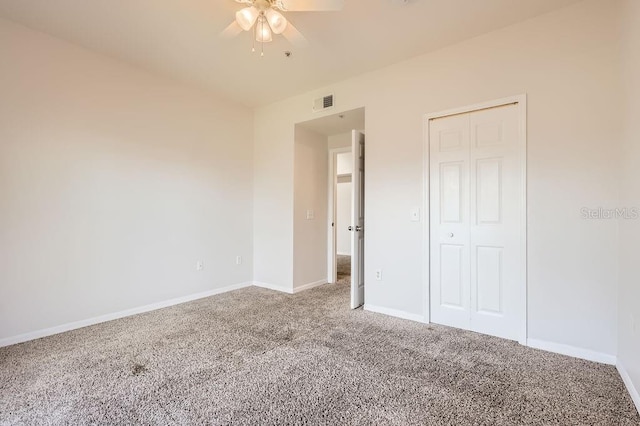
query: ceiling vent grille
[{"left": 313, "top": 94, "right": 334, "bottom": 112}]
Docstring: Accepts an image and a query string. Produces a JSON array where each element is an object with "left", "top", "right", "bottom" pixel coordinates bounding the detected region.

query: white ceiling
[{"left": 0, "top": 0, "right": 583, "bottom": 107}]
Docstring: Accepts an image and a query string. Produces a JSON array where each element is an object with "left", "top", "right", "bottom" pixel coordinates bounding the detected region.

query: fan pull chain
[
  {"left": 252, "top": 22, "right": 256, "bottom": 53},
  {"left": 261, "top": 18, "right": 265, "bottom": 57}
]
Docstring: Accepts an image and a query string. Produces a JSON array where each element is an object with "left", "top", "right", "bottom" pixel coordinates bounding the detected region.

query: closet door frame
[{"left": 423, "top": 94, "right": 527, "bottom": 345}]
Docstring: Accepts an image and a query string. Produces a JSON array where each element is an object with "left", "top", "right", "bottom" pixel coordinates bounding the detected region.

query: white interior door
[
  {"left": 430, "top": 103, "right": 524, "bottom": 341},
  {"left": 350, "top": 130, "right": 365, "bottom": 309}
]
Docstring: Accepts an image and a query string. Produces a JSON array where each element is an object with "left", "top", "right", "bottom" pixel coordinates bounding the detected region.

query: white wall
[
  {"left": 0, "top": 18, "right": 254, "bottom": 342},
  {"left": 336, "top": 152, "right": 353, "bottom": 176},
  {"left": 328, "top": 132, "right": 352, "bottom": 150},
  {"left": 253, "top": 107, "right": 294, "bottom": 290},
  {"left": 293, "top": 127, "right": 328, "bottom": 289},
  {"left": 253, "top": 0, "right": 622, "bottom": 357},
  {"left": 618, "top": 0, "right": 640, "bottom": 410}
]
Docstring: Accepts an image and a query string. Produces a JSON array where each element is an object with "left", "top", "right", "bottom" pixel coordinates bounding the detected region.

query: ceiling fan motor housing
[{"left": 254, "top": 0, "right": 272, "bottom": 11}]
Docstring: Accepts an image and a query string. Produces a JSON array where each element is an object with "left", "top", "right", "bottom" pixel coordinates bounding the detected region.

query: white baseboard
[
  {"left": 252, "top": 280, "right": 326, "bottom": 294},
  {"left": 364, "top": 304, "right": 427, "bottom": 323},
  {"left": 0, "top": 281, "right": 253, "bottom": 348},
  {"left": 336, "top": 252, "right": 351, "bottom": 256},
  {"left": 526, "top": 338, "right": 617, "bottom": 365},
  {"left": 252, "top": 281, "right": 294, "bottom": 294},
  {"left": 617, "top": 361, "right": 640, "bottom": 415},
  {"left": 292, "top": 280, "right": 327, "bottom": 294}
]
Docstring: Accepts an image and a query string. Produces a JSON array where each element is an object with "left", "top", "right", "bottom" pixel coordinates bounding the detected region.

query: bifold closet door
[{"left": 430, "top": 104, "right": 523, "bottom": 341}]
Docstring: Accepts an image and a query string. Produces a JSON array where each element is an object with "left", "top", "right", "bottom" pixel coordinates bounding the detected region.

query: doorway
[
  {"left": 426, "top": 96, "right": 527, "bottom": 343},
  {"left": 328, "top": 130, "right": 365, "bottom": 309},
  {"left": 334, "top": 150, "right": 353, "bottom": 283},
  {"left": 294, "top": 107, "right": 365, "bottom": 309}
]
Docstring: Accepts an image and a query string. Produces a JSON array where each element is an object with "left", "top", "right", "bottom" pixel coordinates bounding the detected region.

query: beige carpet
[{"left": 1, "top": 279, "right": 638, "bottom": 425}]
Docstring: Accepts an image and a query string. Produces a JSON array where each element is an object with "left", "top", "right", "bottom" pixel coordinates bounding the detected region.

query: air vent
[{"left": 313, "top": 94, "right": 334, "bottom": 112}]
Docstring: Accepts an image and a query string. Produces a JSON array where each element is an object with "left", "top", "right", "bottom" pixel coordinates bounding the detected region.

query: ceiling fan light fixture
[
  {"left": 265, "top": 9, "right": 288, "bottom": 34},
  {"left": 255, "top": 18, "right": 273, "bottom": 43},
  {"left": 235, "top": 6, "right": 259, "bottom": 31},
  {"left": 223, "top": 0, "right": 325, "bottom": 55}
]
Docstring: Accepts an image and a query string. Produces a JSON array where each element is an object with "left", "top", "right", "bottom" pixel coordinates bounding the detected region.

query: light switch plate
[{"left": 306, "top": 209, "right": 315, "bottom": 220}]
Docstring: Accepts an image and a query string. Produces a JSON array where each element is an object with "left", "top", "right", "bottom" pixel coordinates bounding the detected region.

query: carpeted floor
[{"left": 1, "top": 279, "right": 638, "bottom": 425}]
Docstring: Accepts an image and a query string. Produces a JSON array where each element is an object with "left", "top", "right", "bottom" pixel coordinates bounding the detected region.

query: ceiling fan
[{"left": 221, "top": 0, "right": 344, "bottom": 55}]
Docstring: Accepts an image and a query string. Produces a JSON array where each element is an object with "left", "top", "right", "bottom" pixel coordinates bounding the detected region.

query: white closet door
[
  {"left": 429, "top": 114, "right": 471, "bottom": 330},
  {"left": 430, "top": 103, "right": 523, "bottom": 341},
  {"left": 469, "top": 105, "right": 522, "bottom": 340}
]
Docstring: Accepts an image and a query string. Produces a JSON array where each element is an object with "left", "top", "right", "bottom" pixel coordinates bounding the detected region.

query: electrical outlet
[
  {"left": 196, "top": 261, "right": 204, "bottom": 271},
  {"left": 236, "top": 256, "right": 242, "bottom": 265},
  {"left": 306, "top": 209, "right": 315, "bottom": 220},
  {"left": 375, "top": 270, "right": 382, "bottom": 281}
]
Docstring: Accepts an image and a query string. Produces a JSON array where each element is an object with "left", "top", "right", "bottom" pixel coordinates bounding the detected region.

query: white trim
[
  {"left": 423, "top": 94, "right": 528, "bottom": 343},
  {"left": 518, "top": 95, "right": 528, "bottom": 345},
  {"left": 254, "top": 280, "right": 327, "bottom": 294},
  {"left": 526, "top": 338, "right": 616, "bottom": 365},
  {"left": 421, "top": 100, "right": 431, "bottom": 325},
  {"left": 0, "top": 281, "right": 253, "bottom": 348},
  {"left": 617, "top": 361, "right": 640, "bottom": 415},
  {"left": 293, "top": 279, "right": 328, "bottom": 294},
  {"left": 364, "top": 304, "right": 427, "bottom": 324},
  {"left": 328, "top": 146, "right": 352, "bottom": 284},
  {"left": 337, "top": 252, "right": 351, "bottom": 256},
  {"left": 252, "top": 281, "right": 294, "bottom": 294},
  {"left": 424, "top": 95, "right": 526, "bottom": 121}
]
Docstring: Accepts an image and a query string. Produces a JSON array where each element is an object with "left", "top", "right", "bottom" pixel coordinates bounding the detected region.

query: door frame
[
  {"left": 327, "top": 146, "right": 352, "bottom": 284},
  {"left": 423, "top": 94, "right": 528, "bottom": 345}
]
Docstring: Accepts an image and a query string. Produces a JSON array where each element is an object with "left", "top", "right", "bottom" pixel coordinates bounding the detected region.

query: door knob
[
  {"left": 348, "top": 226, "right": 354, "bottom": 231},
  {"left": 448, "top": 233, "right": 454, "bottom": 238},
  {"left": 355, "top": 226, "right": 362, "bottom": 232}
]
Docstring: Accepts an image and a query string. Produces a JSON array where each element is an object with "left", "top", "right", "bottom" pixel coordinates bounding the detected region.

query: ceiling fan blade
[
  {"left": 220, "top": 21, "right": 243, "bottom": 39},
  {"left": 282, "top": 22, "right": 308, "bottom": 47},
  {"left": 279, "top": 0, "right": 344, "bottom": 12}
]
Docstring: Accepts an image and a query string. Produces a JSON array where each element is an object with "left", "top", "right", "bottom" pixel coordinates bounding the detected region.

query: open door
[{"left": 350, "top": 130, "right": 365, "bottom": 309}]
